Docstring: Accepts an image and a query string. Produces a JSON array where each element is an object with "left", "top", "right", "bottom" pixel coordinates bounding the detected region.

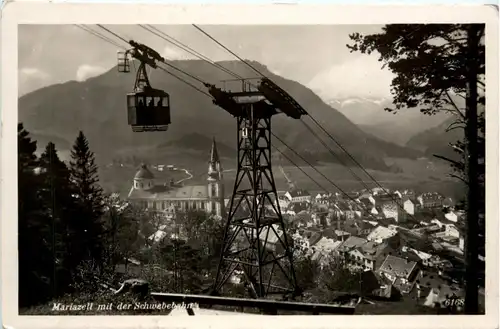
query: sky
[{"left": 18, "top": 24, "right": 395, "bottom": 100}]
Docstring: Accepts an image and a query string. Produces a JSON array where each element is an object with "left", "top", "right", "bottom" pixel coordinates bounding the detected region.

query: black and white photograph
[{"left": 1, "top": 3, "right": 498, "bottom": 328}]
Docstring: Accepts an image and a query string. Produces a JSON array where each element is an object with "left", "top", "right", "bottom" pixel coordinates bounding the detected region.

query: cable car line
[
  {"left": 139, "top": 24, "right": 262, "bottom": 93},
  {"left": 97, "top": 25, "right": 211, "bottom": 87},
  {"left": 86, "top": 25, "right": 397, "bottom": 298},
  {"left": 92, "top": 25, "right": 213, "bottom": 95},
  {"left": 299, "top": 120, "right": 373, "bottom": 192},
  {"left": 192, "top": 24, "right": 265, "bottom": 78},
  {"left": 157, "top": 60, "right": 208, "bottom": 86},
  {"left": 304, "top": 116, "right": 419, "bottom": 222},
  {"left": 272, "top": 133, "right": 381, "bottom": 222},
  {"left": 272, "top": 145, "right": 331, "bottom": 195},
  {"left": 82, "top": 24, "right": 214, "bottom": 133},
  {"left": 299, "top": 114, "right": 419, "bottom": 221},
  {"left": 82, "top": 24, "right": 212, "bottom": 98},
  {"left": 155, "top": 65, "right": 212, "bottom": 98},
  {"left": 274, "top": 140, "right": 382, "bottom": 223},
  {"left": 190, "top": 24, "right": 418, "bottom": 221},
  {"left": 80, "top": 24, "right": 381, "bottom": 220},
  {"left": 96, "top": 24, "right": 130, "bottom": 44},
  {"left": 124, "top": 25, "right": 404, "bottom": 218},
  {"left": 133, "top": 24, "right": 372, "bottom": 205},
  {"left": 74, "top": 24, "right": 126, "bottom": 50},
  {"left": 309, "top": 114, "right": 396, "bottom": 193},
  {"left": 141, "top": 24, "right": 244, "bottom": 80},
  {"left": 91, "top": 25, "right": 211, "bottom": 87},
  {"left": 190, "top": 24, "right": 375, "bottom": 192},
  {"left": 272, "top": 133, "right": 352, "bottom": 201},
  {"left": 137, "top": 24, "right": 404, "bottom": 215},
  {"left": 130, "top": 27, "right": 369, "bottom": 209},
  {"left": 138, "top": 24, "right": 375, "bottom": 198}
]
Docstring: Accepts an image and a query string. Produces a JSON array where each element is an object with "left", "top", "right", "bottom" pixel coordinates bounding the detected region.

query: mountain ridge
[
  {"left": 325, "top": 97, "right": 451, "bottom": 146},
  {"left": 18, "top": 59, "right": 422, "bottom": 171},
  {"left": 406, "top": 116, "right": 463, "bottom": 160}
]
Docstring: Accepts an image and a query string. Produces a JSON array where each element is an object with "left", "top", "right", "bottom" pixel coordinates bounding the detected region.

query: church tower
[{"left": 207, "top": 138, "right": 225, "bottom": 217}]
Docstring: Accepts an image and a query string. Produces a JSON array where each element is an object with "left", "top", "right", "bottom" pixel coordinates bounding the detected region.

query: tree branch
[
  {"left": 433, "top": 154, "right": 462, "bottom": 168},
  {"left": 445, "top": 90, "right": 466, "bottom": 119},
  {"left": 446, "top": 121, "right": 465, "bottom": 132},
  {"left": 450, "top": 173, "right": 469, "bottom": 185}
]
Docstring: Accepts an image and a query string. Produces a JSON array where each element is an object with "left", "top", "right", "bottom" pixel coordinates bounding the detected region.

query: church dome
[{"left": 135, "top": 164, "right": 155, "bottom": 180}]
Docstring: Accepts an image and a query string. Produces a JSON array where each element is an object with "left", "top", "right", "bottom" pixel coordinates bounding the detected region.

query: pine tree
[
  {"left": 348, "top": 23, "right": 485, "bottom": 313},
  {"left": 69, "top": 131, "right": 105, "bottom": 267},
  {"left": 37, "top": 142, "right": 79, "bottom": 299},
  {"left": 69, "top": 131, "right": 104, "bottom": 216},
  {"left": 18, "top": 124, "right": 53, "bottom": 307}
]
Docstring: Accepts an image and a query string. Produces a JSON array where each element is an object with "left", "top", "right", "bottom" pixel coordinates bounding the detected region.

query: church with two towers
[{"left": 127, "top": 138, "right": 225, "bottom": 218}]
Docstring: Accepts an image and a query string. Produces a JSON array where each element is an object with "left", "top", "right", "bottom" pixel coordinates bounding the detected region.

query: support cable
[
  {"left": 192, "top": 23, "right": 417, "bottom": 220},
  {"left": 81, "top": 23, "right": 379, "bottom": 221},
  {"left": 141, "top": 24, "right": 244, "bottom": 80}
]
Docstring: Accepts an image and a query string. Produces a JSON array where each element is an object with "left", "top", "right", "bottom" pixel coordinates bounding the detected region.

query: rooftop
[
  {"left": 258, "top": 224, "right": 283, "bottom": 245},
  {"left": 128, "top": 184, "right": 209, "bottom": 200},
  {"left": 419, "top": 192, "right": 445, "bottom": 201},
  {"left": 288, "top": 189, "right": 311, "bottom": 198},
  {"left": 378, "top": 255, "right": 418, "bottom": 279},
  {"left": 359, "top": 241, "right": 385, "bottom": 258},
  {"left": 367, "top": 226, "right": 398, "bottom": 242},
  {"left": 308, "top": 232, "right": 323, "bottom": 246},
  {"left": 135, "top": 164, "right": 155, "bottom": 180},
  {"left": 374, "top": 194, "right": 397, "bottom": 204},
  {"left": 338, "top": 236, "right": 367, "bottom": 252},
  {"left": 358, "top": 197, "right": 374, "bottom": 208}
]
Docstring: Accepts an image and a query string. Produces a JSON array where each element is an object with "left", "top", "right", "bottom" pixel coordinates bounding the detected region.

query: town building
[
  {"left": 372, "top": 193, "right": 415, "bottom": 223},
  {"left": 403, "top": 197, "right": 415, "bottom": 215},
  {"left": 417, "top": 192, "right": 445, "bottom": 209},
  {"left": 277, "top": 194, "right": 291, "bottom": 212},
  {"left": 358, "top": 194, "right": 376, "bottom": 207},
  {"left": 285, "top": 189, "right": 312, "bottom": 203},
  {"left": 286, "top": 201, "right": 310, "bottom": 216},
  {"left": 358, "top": 241, "right": 394, "bottom": 271},
  {"left": 127, "top": 138, "right": 225, "bottom": 217},
  {"left": 366, "top": 226, "right": 398, "bottom": 243},
  {"left": 258, "top": 224, "right": 285, "bottom": 253},
  {"left": 314, "top": 193, "right": 334, "bottom": 204},
  {"left": 337, "top": 236, "right": 367, "bottom": 269},
  {"left": 377, "top": 255, "right": 420, "bottom": 294}
]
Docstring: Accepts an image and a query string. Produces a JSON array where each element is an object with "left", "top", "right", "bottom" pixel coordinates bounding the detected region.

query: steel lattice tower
[{"left": 208, "top": 78, "right": 307, "bottom": 299}]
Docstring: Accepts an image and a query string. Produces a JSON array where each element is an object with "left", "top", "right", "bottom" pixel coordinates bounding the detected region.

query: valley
[
  {"left": 18, "top": 59, "right": 465, "bottom": 204},
  {"left": 97, "top": 151, "right": 464, "bottom": 203}
]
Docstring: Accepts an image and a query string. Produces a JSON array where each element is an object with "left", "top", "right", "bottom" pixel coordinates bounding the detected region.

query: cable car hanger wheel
[{"left": 118, "top": 40, "right": 171, "bottom": 132}]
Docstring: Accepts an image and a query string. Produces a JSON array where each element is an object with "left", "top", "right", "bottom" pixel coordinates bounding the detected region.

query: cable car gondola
[{"left": 118, "top": 40, "right": 171, "bottom": 132}]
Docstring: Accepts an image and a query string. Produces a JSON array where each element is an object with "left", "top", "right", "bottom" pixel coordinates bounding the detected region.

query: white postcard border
[{"left": 1, "top": 3, "right": 499, "bottom": 329}]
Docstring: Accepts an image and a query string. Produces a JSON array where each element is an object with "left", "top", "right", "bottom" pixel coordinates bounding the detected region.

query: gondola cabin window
[{"left": 127, "top": 90, "right": 171, "bottom": 130}]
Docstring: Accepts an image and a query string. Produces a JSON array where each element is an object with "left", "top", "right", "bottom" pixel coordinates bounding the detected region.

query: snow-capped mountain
[{"left": 326, "top": 97, "right": 451, "bottom": 146}]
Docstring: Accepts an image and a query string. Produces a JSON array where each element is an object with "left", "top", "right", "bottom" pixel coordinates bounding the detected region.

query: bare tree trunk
[{"left": 464, "top": 23, "right": 481, "bottom": 314}]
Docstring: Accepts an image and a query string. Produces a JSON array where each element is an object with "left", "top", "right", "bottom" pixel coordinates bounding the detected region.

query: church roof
[
  {"left": 128, "top": 184, "right": 209, "bottom": 200},
  {"left": 135, "top": 164, "right": 155, "bottom": 180},
  {"left": 210, "top": 137, "right": 220, "bottom": 164}
]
